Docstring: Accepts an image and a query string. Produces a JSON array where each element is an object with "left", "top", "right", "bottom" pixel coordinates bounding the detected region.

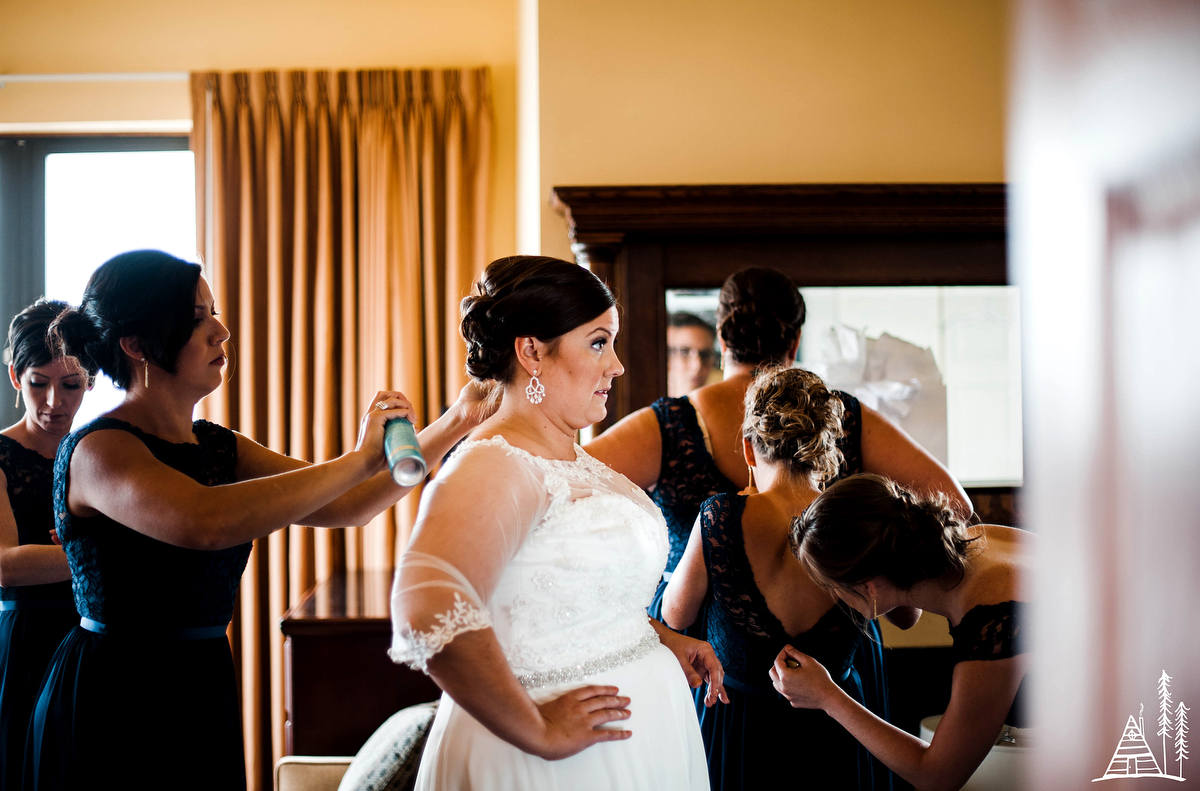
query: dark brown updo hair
[
  {"left": 49, "top": 250, "right": 203, "bottom": 389},
  {"left": 460, "top": 256, "right": 616, "bottom": 383},
  {"left": 5, "top": 298, "right": 72, "bottom": 378},
  {"left": 743, "top": 367, "right": 843, "bottom": 483},
  {"left": 792, "top": 474, "right": 979, "bottom": 593},
  {"left": 716, "top": 267, "right": 806, "bottom": 365}
]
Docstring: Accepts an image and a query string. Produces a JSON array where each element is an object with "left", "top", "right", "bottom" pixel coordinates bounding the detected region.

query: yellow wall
[
  {"left": 537, "top": 0, "right": 1008, "bottom": 258},
  {"left": 0, "top": 0, "right": 518, "bottom": 261}
]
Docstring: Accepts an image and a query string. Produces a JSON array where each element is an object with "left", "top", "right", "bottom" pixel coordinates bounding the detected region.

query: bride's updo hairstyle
[
  {"left": 50, "top": 250, "right": 203, "bottom": 389},
  {"left": 716, "top": 267, "right": 806, "bottom": 366},
  {"left": 460, "top": 256, "right": 616, "bottom": 383},
  {"left": 743, "top": 367, "right": 843, "bottom": 484},
  {"left": 793, "top": 474, "right": 980, "bottom": 593}
]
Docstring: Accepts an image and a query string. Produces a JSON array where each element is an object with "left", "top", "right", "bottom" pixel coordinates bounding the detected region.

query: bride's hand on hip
[
  {"left": 657, "top": 628, "right": 729, "bottom": 707},
  {"left": 532, "top": 685, "right": 632, "bottom": 760}
]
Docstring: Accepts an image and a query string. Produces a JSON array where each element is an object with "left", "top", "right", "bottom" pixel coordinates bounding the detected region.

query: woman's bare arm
[
  {"left": 860, "top": 405, "right": 972, "bottom": 520},
  {"left": 0, "top": 469, "right": 71, "bottom": 587},
  {"left": 661, "top": 516, "right": 708, "bottom": 630},
  {"left": 773, "top": 646, "right": 1022, "bottom": 791},
  {"left": 233, "top": 398, "right": 482, "bottom": 528},
  {"left": 68, "top": 430, "right": 379, "bottom": 551},
  {"left": 584, "top": 407, "right": 662, "bottom": 489}
]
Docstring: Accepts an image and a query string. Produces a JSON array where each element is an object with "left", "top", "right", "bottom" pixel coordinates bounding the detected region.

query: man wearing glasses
[{"left": 667, "top": 312, "right": 718, "bottom": 397}]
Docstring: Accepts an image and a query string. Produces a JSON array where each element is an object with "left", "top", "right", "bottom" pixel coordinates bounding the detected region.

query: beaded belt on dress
[
  {"left": 79, "top": 617, "right": 229, "bottom": 640},
  {"left": 516, "top": 632, "right": 661, "bottom": 690}
]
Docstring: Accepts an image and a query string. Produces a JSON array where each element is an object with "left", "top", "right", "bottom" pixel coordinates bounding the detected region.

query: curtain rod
[{"left": 0, "top": 72, "right": 189, "bottom": 85}]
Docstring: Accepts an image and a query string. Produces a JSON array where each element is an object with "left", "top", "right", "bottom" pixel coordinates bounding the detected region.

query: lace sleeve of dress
[
  {"left": 389, "top": 551, "right": 493, "bottom": 671},
  {"left": 389, "top": 440, "right": 549, "bottom": 673},
  {"left": 949, "top": 601, "right": 1027, "bottom": 663}
]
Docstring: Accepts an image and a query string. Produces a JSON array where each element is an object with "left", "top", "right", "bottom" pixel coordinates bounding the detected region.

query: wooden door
[{"left": 1014, "top": 1, "right": 1200, "bottom": 786}]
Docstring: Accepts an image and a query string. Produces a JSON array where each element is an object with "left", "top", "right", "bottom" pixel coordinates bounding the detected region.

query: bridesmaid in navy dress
[
  {"left": 774, "top": 474, "right": 1029, "bottom": 791},
  {"left": 663, "top": 366, "right": 888, "bottom": 790},
  {"left": 585, "top": 268, "right": 970, "bottom": 780},
  {"left": 0, "top": 300, "right": 87, "bottom": 791},
  {"left": 23, "top": 251, "right": 496, "bottom": 790}
]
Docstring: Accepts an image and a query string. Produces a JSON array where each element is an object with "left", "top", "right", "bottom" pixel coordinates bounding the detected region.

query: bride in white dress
[{"left": 390, "top": 256, "right": 725, "bottom": 790}]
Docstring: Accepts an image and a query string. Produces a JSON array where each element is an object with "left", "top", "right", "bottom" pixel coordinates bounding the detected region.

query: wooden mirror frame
[{"left": 550, "top": 183, "right": 1016, "bottom": 522}]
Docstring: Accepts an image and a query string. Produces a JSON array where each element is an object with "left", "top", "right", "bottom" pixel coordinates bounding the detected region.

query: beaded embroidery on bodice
[{"left": 391, "top": 436, "right": 668, "bottom": 687}]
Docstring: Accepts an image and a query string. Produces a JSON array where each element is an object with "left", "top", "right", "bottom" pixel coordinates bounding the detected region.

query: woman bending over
[{"left": 773, "top": 474, "right": 1030, "bottom": 791}]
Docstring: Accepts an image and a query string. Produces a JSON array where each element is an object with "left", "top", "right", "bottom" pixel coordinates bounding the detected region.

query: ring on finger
[{"left": 375, "top": 400, "right": 389, "bottom": 410}]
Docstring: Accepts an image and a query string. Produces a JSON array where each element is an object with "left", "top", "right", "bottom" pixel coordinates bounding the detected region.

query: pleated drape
[{"left": 190, "top": 68, "right": 492, "bottom": 791}]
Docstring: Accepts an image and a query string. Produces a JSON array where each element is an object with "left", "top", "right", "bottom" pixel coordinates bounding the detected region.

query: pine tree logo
[{"left": 1094, "top": 670, "right": 1187, "bottom": 782}]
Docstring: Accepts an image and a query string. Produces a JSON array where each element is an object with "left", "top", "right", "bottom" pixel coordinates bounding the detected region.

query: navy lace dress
[
  {"left": 697, "top": 493, "right": 888, "bottom": 790},
  {"left": 949, "top": 601, "right": 1028, "bottom": 727},
  {"left": 647, "top": 393, "right": 891, "bottom": 787},
  {"left": 24, "top": 418, "right": 252, "bottom": 791},
  {"left": 0, "top": 436, "right": 77, "bottom": 791},
  {"left": 646, "top": 391, "right": 864, "bottom": 622}
]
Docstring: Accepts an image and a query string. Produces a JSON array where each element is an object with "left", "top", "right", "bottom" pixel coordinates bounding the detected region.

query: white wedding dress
[{"left": 390, "top": 436, "right": 708, "bottom": 790}]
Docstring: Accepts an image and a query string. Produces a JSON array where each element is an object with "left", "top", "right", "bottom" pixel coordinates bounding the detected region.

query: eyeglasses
[{"left": 667, "top": 346, "right": 715, "bottom": 365}]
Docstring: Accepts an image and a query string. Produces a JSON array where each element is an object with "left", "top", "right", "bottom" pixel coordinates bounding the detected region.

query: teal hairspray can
[{"left": 383, "top": 417, "right": 427, "bottom": 486}]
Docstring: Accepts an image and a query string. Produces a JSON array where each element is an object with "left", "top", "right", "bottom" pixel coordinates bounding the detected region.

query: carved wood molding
[{"left": 551, "top": 183, "right": 1007, "bottom": 242}]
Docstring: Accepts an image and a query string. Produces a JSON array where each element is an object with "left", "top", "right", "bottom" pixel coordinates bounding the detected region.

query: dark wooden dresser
[{"left": 281, "top": 570, "right": 441, "bottom": 756}]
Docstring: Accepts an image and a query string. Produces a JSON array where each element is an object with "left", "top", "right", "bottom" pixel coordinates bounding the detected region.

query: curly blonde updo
[{"left": 742, "top": 366, "right": 844, "bottom": 483}]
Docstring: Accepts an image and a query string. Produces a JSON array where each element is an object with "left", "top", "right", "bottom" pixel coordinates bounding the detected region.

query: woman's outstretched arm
[
  {"left": 65, "top": 393, "right": 406, "bottom": 550},
  {"left": 860, "top": 405, "right": 972, "bottom": 520},
  {"left": 771, "top": 645, "right": 1022, "bottom": 791},
  {"left": 233, "top": 381, "right": 499, "bottom": 528},
  {"left": 584, "top": 407, "right": 662, "bottom": 489}
]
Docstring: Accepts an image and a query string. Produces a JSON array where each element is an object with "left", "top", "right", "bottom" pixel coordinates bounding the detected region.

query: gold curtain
[{"left": 190, "top": 68, "right": 491, "bottom": 791}]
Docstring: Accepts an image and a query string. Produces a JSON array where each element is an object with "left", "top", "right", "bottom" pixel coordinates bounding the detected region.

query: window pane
[{"left": 44, "top": 150, "right": 196, "bottom": 428}]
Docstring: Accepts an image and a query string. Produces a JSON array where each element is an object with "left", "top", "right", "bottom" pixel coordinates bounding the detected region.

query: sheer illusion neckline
[
  {"left": 461, "top": 434, "right": 596, "bottom": 467},
  {"left": 0, "top": 431, "right": 56, "bottom": 463}
]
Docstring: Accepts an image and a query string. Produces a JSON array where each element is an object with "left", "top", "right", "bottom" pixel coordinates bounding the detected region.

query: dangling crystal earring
[
  {"left": 14, "top": 390, "right": 20, "bottom": 409},
  {"left": 873, "top": 597, "right": 878, "bottom": 621},
  {"left": 141, "top": 357, "right": 150, "bottom": 389},
  {"left": 525, "top": 371, "right": 545, "bottom": 404}
]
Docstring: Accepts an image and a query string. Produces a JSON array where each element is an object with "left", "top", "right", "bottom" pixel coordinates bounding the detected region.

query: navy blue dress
[
  {"left": 697, "top": 492, "right": 886, "bottom": 790},
  {"left": 25, "top": 418, "right": 252, "bottom": 791},
  {"left": 645, "top": 390, "right": 864, "bottom": 621},
  {"left": 647, "top": 392, "right": 892, "bottom": 788},
  {"left": 0, "top": 436, "right": 77, "bottom": 791}
]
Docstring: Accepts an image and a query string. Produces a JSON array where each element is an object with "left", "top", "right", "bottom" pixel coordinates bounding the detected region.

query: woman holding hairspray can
[{"left": 24, "top": 250, "right": 496, "bottom": 791}]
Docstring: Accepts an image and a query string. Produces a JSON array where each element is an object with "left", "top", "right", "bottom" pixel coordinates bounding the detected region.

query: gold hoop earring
[{"left": 141, "top": 357, "right": 150, "bottom": 389}]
